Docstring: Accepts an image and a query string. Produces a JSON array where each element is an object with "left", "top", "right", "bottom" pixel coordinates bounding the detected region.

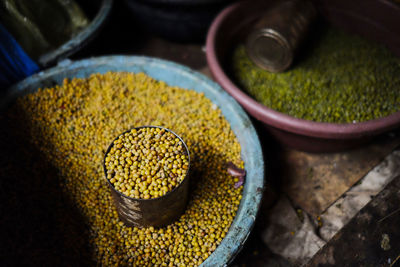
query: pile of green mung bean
[
  {"left": 1, "top": 72, "right": 243, "bottom": 266},
  {"left": 232, "top": 26, "right": 400, "bottom": 123},
  {"left": 105, "top": 127, "right": 189, "bottom": 199}
]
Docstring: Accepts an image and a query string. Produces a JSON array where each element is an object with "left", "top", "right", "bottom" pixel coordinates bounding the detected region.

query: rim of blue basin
[{"left": 2, "top": 55, "right": 265, "bottom": 267}]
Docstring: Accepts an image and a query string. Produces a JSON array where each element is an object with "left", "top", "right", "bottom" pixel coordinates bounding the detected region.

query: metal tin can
[
  {"left": 103, "top": 126, "right": 191, "bottom": 228},
  {"left": 245, "top": 0, "right": 317, "bottom": 72}
]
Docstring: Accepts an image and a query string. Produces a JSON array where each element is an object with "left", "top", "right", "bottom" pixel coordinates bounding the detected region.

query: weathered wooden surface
[
  {"left": 281, "top": 132, "right": 400, "bottom": 216},
  {"left": 306, "top": 175, "right": 400, "bottom": 267}
]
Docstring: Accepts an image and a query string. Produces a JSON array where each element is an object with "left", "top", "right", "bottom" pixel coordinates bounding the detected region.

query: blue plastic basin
[{"left": 2, "top": 56, "right": 264, "bottom": 266}]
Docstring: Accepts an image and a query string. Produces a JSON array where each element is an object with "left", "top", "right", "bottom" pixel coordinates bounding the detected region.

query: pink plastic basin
[{"left": 206, "top": 0, "right": 400, "bottom": 152}]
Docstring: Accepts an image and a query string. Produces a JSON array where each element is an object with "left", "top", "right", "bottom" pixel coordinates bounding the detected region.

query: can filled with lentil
[{"left": 103, "top": 126, "right": 191, "bottom": 228}]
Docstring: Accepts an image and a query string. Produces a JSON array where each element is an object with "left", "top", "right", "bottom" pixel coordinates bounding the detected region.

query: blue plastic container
[
  {"left": 1, "top": 56, "right": 264, "bottom": 266},
  {"left": 0, "top": 23, "right": 39, "bottom": 89}
]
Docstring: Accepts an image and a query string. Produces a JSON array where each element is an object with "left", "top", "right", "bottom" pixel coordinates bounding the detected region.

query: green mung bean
[{"left": 233, "top": 26, "right": 400, "bottom": 123}]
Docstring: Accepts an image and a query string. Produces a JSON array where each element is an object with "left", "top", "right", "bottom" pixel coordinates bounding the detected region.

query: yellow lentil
[
  {"left": 105, "top": 127, "right": 189, "bottom": 199},
  {"left": 3, "top": 72, "right": 244, "bottom": 266}
]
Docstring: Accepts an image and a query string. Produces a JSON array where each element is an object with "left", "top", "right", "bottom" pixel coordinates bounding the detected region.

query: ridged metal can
[
  {"left": 245, "top": 0, "right": 317, "bottom": 72},
  {"left": 103, "top": 126, "right": 191, "bottom": 228}
]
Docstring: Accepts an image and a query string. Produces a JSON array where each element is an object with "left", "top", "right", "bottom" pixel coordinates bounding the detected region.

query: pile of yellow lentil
[
  {"left": 105, "top": 127, "right": 189, "bottom": 199},
  {"left": 2, "top": 72, "right": 243, "bottom": 266}
]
